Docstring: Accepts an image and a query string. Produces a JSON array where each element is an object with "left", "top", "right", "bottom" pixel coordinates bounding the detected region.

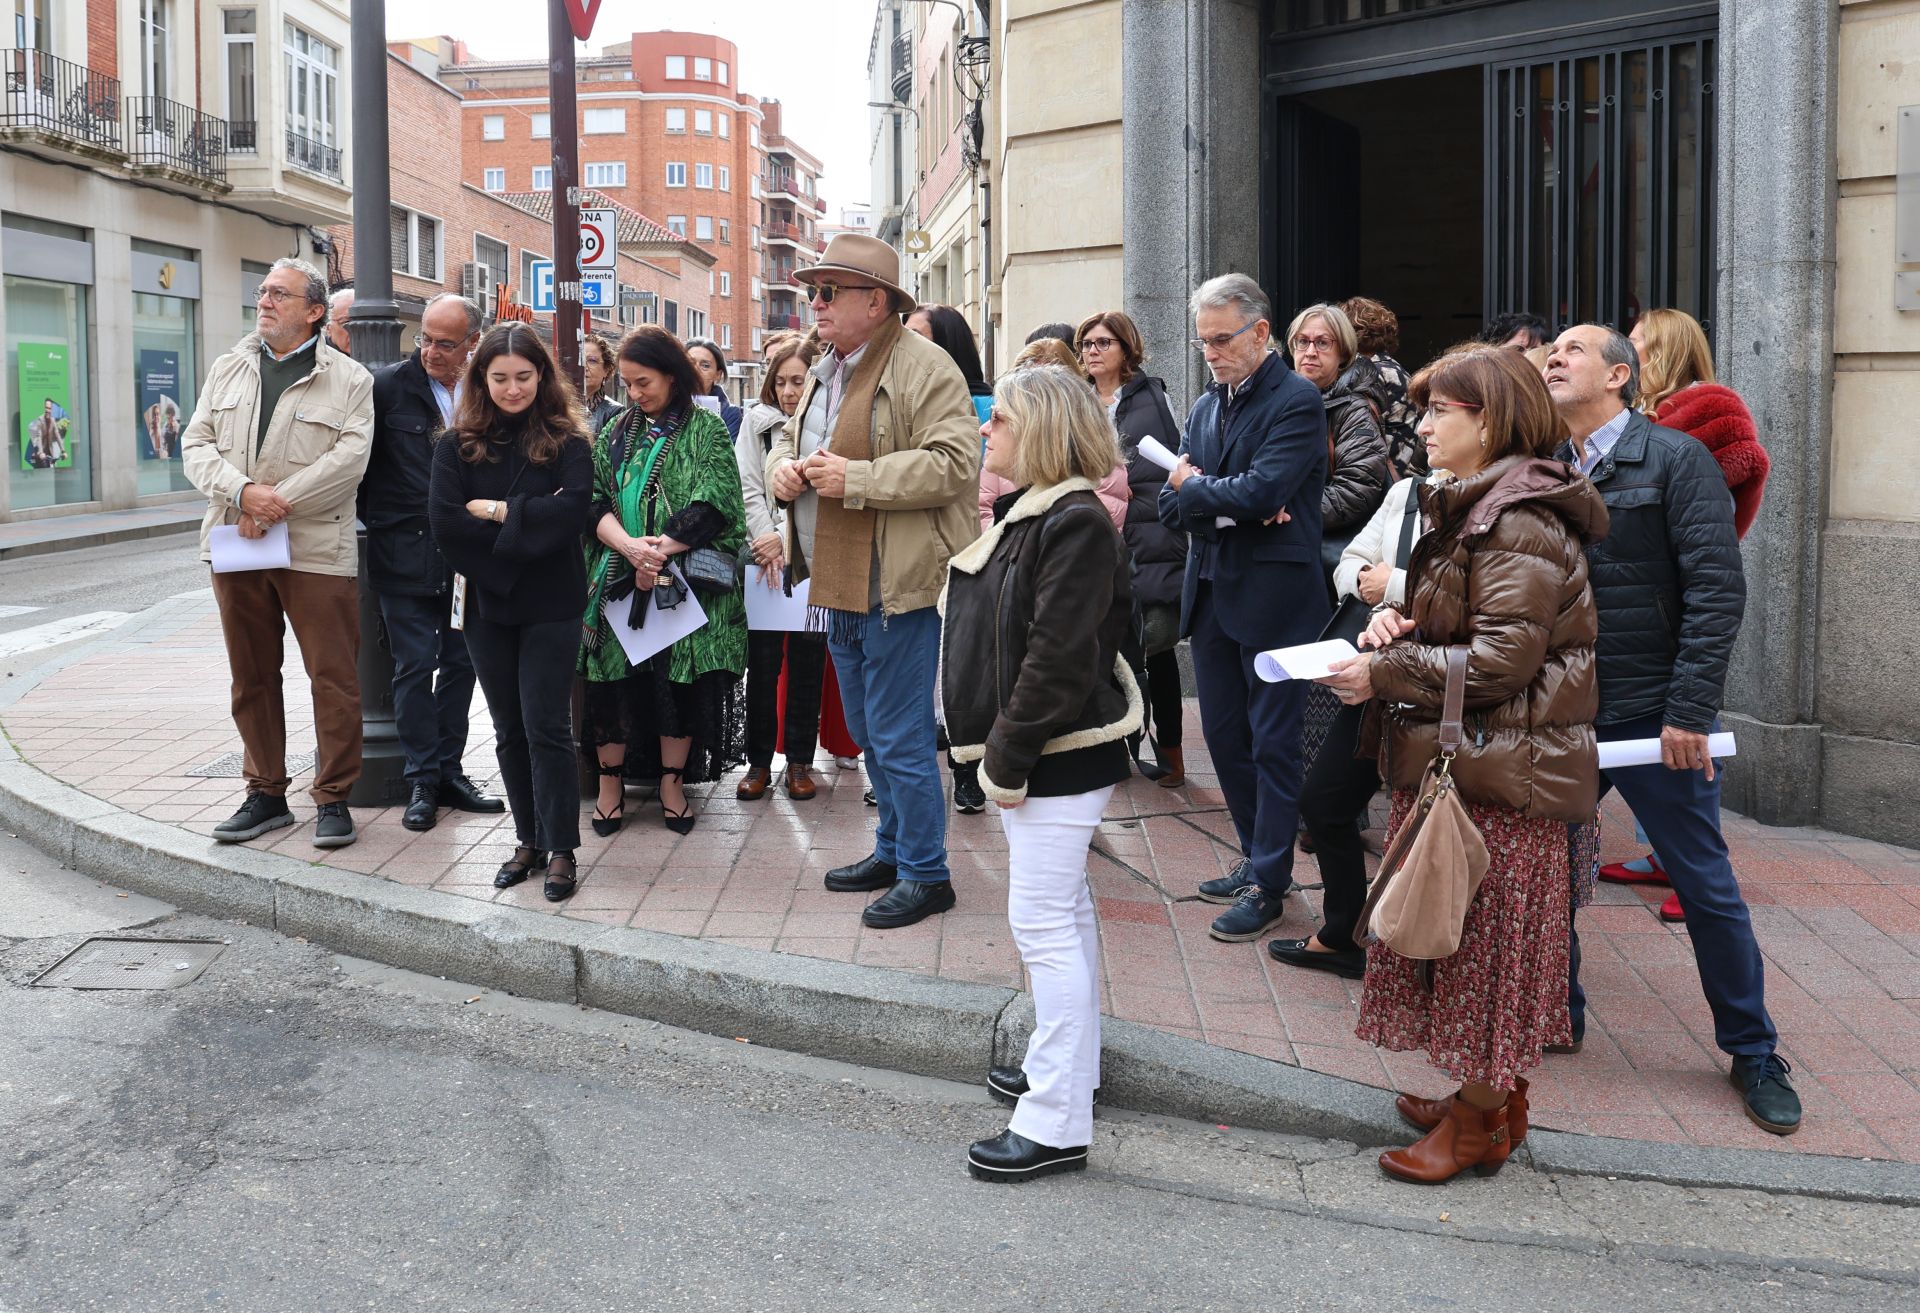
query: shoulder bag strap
[
  {"left": 1438, "top": 646, "right": 1468, "bottom": 757},
  {"left": 1392, "top": 484, "right": 1420, "bottom": 569}
]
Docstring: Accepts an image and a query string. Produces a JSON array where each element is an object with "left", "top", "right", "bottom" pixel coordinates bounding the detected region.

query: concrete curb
[{"left": 0, "top": 512, "right": 200, "bottom": 562}]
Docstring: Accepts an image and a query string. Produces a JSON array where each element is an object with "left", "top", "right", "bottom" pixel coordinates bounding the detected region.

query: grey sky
[{"left": 383, "top": 0, "right": 878, "bottom": 213}]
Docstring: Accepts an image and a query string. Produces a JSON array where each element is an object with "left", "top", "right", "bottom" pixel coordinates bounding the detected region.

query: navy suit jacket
[{"left": 1157, "top": 353, "right": 1330, "bottom": 651}]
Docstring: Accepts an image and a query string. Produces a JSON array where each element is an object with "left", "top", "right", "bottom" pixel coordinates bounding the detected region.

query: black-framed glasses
[
  {"left": 1188, "top": 320, "right": 1258, "bottom": 352},
  {"left": 414, "top": 333, "right": 470, "bottom": 354},
  {"left": 809, "top": 282, "right": 881, "bottom": 305},
  {"left": 1079, "top": 336, "right": 1121, "bottom": 353}
]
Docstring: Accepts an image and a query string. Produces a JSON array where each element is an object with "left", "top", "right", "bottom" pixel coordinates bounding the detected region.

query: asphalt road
[
  {"left": 1, "top": 825, "right": 1916, "bottom": 1313},
  {"left": 0, "top": 537, "right": 207, "bottom": 678}
]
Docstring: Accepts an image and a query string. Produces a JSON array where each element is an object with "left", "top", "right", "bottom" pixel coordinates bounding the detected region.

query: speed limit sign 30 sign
[{"left": 579, "top": 207, "right": 616, "bottom": 270}]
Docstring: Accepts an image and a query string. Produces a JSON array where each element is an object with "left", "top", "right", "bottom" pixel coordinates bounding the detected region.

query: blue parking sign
[{"left": 530, "top": 260, "right": 554, "bottom": 313}]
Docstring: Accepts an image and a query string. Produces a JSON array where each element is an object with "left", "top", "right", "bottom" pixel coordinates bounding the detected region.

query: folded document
[
  {"left": 208, "top": 521, "right": 290, "bottom": 573},
  {"left": 1137, "top": 436, "right": 1236, "bottom": 530}
]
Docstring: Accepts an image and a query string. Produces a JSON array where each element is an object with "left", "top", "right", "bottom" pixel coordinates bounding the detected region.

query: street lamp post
[
  {"left": 549, "top": 0, "right": 585, "bottom": 392},
  {"left": 345, "top": 0, "right": 407, "bottom": 808}
]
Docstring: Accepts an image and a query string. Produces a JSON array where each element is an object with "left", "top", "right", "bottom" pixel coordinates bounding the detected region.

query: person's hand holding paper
[{"left": 1138, "top": 436, "right": 1248, "bottom": 530}]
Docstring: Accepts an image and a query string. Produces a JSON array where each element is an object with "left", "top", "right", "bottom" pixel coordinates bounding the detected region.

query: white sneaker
[{"left": 833, "top": 755, "right": 859, "bottom": 770}]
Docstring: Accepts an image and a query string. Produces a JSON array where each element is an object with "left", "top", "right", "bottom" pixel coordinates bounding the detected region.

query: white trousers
[{"left": 1002, "top": 785, "right": 1115, "bottom": 1150}]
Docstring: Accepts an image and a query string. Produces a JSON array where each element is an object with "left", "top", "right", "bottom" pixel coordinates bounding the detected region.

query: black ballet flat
[
  {"left": 543, "top": 851, "right": 578, "bottom": 902},
  {"left": 494, "top": 845, "right": 548, "bottom": 889}
]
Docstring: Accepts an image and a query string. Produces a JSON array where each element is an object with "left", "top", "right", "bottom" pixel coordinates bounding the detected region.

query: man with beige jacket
[
  {"left": 768, "top": 234, "right": 979, "bottom": 930},
  {"left": 182, "top": 257, "right": 375, "bottom": 849}
]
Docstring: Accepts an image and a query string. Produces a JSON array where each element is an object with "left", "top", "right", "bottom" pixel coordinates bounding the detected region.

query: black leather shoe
[
  {"left": 986, "top": 1065, "right": 1102, "bottom": 1111},
  {"left": 966, "top": 1128, "right": 1088, "bottom": 1183},
  {"left": 1267, "top": 937, "right": 1365, "bottom": 980},
  {"left": 438, "top": 772, "right": 505, "bottom": 813},
  {"left": 402, "top": 782, "right": 438, "bottom": 832},
  {"left": 1730, "top": 1053, "right": 1803, "bottom": 1135},
  {"left": 825, "top": 853, "right": 898, "bottom": 893},
  {"left": 494, "top": 846, "right": 547, "bottom": 889},
  {"left": 862, "top": 879, "right": 956, "bottom": 929}
]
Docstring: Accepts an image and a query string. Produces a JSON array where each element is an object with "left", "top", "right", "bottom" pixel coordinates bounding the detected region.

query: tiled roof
[{"left": 491, "top": 190, "right": 686, "bottom": 246}]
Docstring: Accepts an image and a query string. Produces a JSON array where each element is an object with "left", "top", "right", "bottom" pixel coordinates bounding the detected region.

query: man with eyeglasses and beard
[
  {"left": 1159, "top": 274, "right": 1331, "bottom": 943},
  {"left": 358, "top": 292, "right": 504, "bottom": 832},
  {"left": 767, "top": 234, "right": 979, "bottom": 930}
]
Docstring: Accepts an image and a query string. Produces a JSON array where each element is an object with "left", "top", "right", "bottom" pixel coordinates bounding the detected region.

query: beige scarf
[{"left": 808, "top": 313, "right": 902, "bottom": 616}]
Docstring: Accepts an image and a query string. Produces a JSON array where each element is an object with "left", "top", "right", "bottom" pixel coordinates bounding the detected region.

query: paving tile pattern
[{"left": 8, "top": 604, "right": 1920, "bottom": 1162}]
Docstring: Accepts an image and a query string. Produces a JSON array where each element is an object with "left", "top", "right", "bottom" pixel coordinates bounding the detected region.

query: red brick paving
[{"left": 8, "top": 601, "right": 1920, "bottom": 1162}]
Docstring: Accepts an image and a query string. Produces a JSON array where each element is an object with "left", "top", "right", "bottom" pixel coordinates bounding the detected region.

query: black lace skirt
[{"left": 580, "top": 667, "right": 746, "bottom": 785}]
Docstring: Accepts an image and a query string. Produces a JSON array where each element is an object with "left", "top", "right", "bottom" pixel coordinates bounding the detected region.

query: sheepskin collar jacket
[{"left": 939, "top": 478, "right": 1143, "bottom": 804}]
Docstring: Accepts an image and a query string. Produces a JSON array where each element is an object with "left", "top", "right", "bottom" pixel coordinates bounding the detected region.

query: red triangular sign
[{"left": 562, "top": 0, "right": 601, "bottom": 42}]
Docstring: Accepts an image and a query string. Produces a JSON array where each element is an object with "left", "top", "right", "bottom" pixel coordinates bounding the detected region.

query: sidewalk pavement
[
  {"left": 0, "top": 502, "right": 203, "bottom": 561},
  {"left": 4, "top": 593, "right": 1918, "bottom": 1180}
]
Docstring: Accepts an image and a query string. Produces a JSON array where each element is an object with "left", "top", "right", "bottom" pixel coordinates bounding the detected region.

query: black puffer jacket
[
  {"left": 1111, "top": 373, "right": 1187, "bottom": 609},
  {"left": 1554, "top": 410, "right": 1744, "bottom": 731},
  {"left": 939, "top": 479, "right": 1141, "bottom": 804},
  {"left": 1321, "top": 359, "right": 1392, "bottom": 535}
]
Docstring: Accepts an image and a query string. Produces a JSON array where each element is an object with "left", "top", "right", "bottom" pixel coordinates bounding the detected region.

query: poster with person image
[
  {"left": 18, "top": 343, "right": 73, "bottom": 471},
  {"left": 138, "top": 350, "right": 183, "bottom": 460}
]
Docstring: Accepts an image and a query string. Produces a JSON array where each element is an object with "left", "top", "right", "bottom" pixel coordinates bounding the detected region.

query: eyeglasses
[
  {"left": 1290, "top": 334, "right": 1338, "bottom": 355},
  {"left": 1079, "top": 336, "right": 1121, "bottom": 354},
  {"left": 255, "top": 286, "right": 303, "bottom": 306},
  {"left": 415, "top": 333, "right": 470, "bottom": 354},
  {"left": 1188, "top": 320, "right": 1259, "bottom": 352},
  {"left": 808, "top": 282, "right": 880, "bottom": 305},
  {"left": 1424, "top": 400, "right": 1484, "bottom": 420}
]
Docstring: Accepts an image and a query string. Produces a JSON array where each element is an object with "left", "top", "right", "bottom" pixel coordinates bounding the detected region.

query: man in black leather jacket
[
  {"left": 1548, "top": 323, "right": 1800, "bottom": 1136},
  {"left": 359, "top": 292, "right": 502, "bottom": 831}
]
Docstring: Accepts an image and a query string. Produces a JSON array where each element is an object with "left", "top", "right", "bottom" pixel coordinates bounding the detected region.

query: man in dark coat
[
  {"left": 1548, "top": 323, "right": 1801, "bottom": 1136},
  {"left": 359, "top": 292, "right": 501, "bottom": 831},
  {"left": 1159, "top": 274, "right": 1330, "bottom": 942}
]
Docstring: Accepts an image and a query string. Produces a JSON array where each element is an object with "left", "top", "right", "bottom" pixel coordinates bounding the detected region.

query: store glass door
[{"left": 133, "top": 291, "right": 198, "bottom": 495}]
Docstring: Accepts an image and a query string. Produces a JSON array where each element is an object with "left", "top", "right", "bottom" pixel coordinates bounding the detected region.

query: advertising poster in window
[
  {"left": 138, "top": 349, "right": 183, "bottom": 460},
  {"left": 18, "top": 343, "right": 73, "bottom": 470}
]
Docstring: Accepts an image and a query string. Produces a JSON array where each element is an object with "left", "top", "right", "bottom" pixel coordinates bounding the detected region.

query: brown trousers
[{"left": 210, "top": 568, "right": 363, "bottom": 804}]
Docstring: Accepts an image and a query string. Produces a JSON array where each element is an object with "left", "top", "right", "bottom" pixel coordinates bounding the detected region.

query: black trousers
[
  {"left": 1298, "top": 701, "right": 1380, "bottom": 952},
  {"left": 745, "top": 630, "right": 827, "bottom": 768},
  {"left": 377, "top": 590, "right": 475, "bottom": 789},
  {"left": 463, "top": 615, "right": 581, "bottom": 854}
]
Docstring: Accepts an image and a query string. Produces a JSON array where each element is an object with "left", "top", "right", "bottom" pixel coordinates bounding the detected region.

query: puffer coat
[
  {"left": 1320, "top": 358, "right": 1393, "bottom": 536},
  {"left": 1370, "top": 456, "right": 1611, "bottom": 825}
]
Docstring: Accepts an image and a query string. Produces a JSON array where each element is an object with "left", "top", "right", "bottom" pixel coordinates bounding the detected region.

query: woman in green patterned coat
[{"left": 581, "top": 326, "right": 749, "bottom": 835}]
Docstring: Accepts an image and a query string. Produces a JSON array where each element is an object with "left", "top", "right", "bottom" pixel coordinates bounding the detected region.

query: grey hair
[
  {"left": 1590, "top": 324, "right": 1641, "bottom": 407},
  {"left": 271, "top": 257, "right": 328, "bottom": 309},
  {"left": 1190, "top": 273, "right": 1271, "bottom": 327},
  {"left": 327, "top": 287, "right": 353, "bottom": 313},
  {"left": 424, "top": 291, "right": 482, "bottom": 337}
]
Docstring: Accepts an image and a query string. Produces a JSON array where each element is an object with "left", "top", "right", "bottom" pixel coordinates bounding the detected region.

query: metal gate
[{"left": 1485, "top": 31, "right": 1717, "bottom": 336}]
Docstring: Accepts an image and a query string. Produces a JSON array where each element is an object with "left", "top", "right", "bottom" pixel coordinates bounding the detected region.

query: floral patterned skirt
[{"left": 1354, "top": 792, "right": 1573, "bottom": 1089}]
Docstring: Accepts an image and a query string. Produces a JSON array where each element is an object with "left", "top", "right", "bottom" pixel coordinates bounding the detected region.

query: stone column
[{"left": 1713, "top": 0, "right": 1838, "bottom": 826}]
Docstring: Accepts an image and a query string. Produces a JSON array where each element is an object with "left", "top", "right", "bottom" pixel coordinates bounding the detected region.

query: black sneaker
[
  {"left": 986, "top": 1065, "right": 1102, "bottom": 1111},
  {"left": 952, "top": 763, "right": 986, "bottom": 814},
  {"left": 1730, "top": 1054, "right": 1802, "bottom": 1135},
  {"left": 1196, "top": 858, "right": 1256, "bottom": 904},
  {"left": 1208, "top": 882, "right": 1290, "bottom": 942},
  {"left": 212, "top": 791, "right": 293, "bottom": 844},
  {"left": 313, "top": 802, "right": 357, "bottom": 849}
]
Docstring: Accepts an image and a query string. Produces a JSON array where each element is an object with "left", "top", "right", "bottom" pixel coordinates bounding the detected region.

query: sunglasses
[{"left": 809, "top": 282, "right": 881, "bottom": 305}]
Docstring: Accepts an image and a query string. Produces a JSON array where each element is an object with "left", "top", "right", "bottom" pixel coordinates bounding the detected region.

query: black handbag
[{"left": 1319, "top": 483, "right": 1421, "bottom": 646}]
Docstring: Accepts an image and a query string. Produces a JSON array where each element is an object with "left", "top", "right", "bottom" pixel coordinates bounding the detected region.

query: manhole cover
[
  {"left": 33, "top": 938, "right": 225, "bottom": 990},
  {"left": 188, "top": 751, "right": 314, "bottom": 779}
]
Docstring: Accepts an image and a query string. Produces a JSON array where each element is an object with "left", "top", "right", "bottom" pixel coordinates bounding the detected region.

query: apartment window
[
  {"left": 222, "top": 11, "right": 256, "bottom": 147},
  {"left": 718, "top": 219, "right": 730, "bottom": 243},
  {"left": 390, "top": 206, "right": 442, "bottom": 280},
  {"left": 664, "top": 55, "right": 685, "bottom": 79},
  {"left": 692, "top": 56, "right": 711, "bottom": 81},
  {"left": 718, "top": 271, "right": 731, "bottom": 297},
  {"left": 284, "top": 22, "right": 339, "bottom": 151},
  {"left": 474, "top": 234, "right": 510, "bottom": 308},
  {"left": 694, "top": 108, "right": 712, "bottom": 134},
  {"left": 483, "top": 167, "right": 505, "bottom": 192},
  {"left": 751, "top": 225, "right": 761, "bottom": 249},
  {"left": 665, "top": 107, "right": 686, "bottom": 133},
  {"left": 584, "top": 161, "right": 626, "bottom": 187},
  {"left": 751, "top": 277, "right": 762, "bottom": 300},
  {"left": 694, "top": 163, "right": 712, "bottom": 189},
  {"left": 139, "top": 0, "right": 169, "bottom": 100},
  {"left": 686, "top": 308, "right": 706, "bottom": 340},
  {"left": 666, "top": 215, "right": 686, "bottom": 236},
  {"left": 718, "top": 166, "right": 730, "bottom": 192},
  {"left": 718, "top": 113, "right": 730, "bottom": 139},
  {"left": 717, "top": 61, "right": 729, "bottom": 86},
  {"left": 482, "top": 114, "right": 505, "bottom": 140},
  {"left": 665, "top": 161, "right": 686, "bottom": 188},
  {"left": 583, "top": 107, "right": 625, "bottom": 134},
  {"left": 531, "top": 165, "right": 552, "bottom": 189},
  {"left": 695, "top": 216, "right": 713, "bottom": 241},
  {"left": 750, "top": 122, "right": 759, "bottom": 148},
  {"left": 531, "top": 112, "right": 550, "bottom": 138}
]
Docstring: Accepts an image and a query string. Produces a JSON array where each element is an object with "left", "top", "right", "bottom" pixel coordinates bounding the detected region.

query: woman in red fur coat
[{"left": 1600, "top": 309, "right": 1771, "bottom": 916}]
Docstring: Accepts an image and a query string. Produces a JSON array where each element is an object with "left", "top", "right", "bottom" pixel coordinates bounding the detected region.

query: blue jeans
[
  {"left": 1569, "top": 713, "right": 1778, "bottom": 1056},
  {"left": 378, "top": 590, "right": 475, "bottom": 788},
  {"left": 1189, "top": 585, "right": 1304, "bottom": 897},
  {"left": 829, "top": 605, "right": 950, "bottom": 884}
]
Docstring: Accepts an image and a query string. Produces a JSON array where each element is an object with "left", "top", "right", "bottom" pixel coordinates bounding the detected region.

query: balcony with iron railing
[
  {"left": 127, "top": 95, "right": 229, "bottom": 187},
  {"left": 766, "top": 311, "right": 805, "bottom": 331},
  {"left": 227, "top": 119, "right": 257, "bottom": 152},
  {"left": 764, "top": 220, "right": 824, "bottom": 253},
  {"left": 1, "top": 47, "right": 122, "bottom": 153},
  {"left": 762, "top": 174, "right": 822, "bottom": 213},
  {"left": 286, "top": 126, "right": 341, "bottom": 180}
]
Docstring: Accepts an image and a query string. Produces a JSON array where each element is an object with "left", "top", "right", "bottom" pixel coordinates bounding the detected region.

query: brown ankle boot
[
  {"left": 1397, "top": 1077, "right": 1529, "bottom": 1144},
  {"left": 1155, "top": 745, "right": 1186, "bottom": 788},
  {"left": 1379, "top": 1097, "right": 1511, "bottom": 1183}
]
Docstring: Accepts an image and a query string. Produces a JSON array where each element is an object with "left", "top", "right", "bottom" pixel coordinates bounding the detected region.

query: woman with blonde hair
[{"left": 943, "top": 364, "right": 1141, "bottom": 1183}]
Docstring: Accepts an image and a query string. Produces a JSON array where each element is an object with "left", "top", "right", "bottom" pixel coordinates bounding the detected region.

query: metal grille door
[{"left": 1486, "top": 32, "right": 1716, "bottom": 336}]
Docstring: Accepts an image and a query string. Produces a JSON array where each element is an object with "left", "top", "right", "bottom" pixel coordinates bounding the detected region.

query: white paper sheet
[
  {"left": 692, "top": 395, "right": 723, "bottom": 415},
  {"left": 1254, "top": 638, "right": 1360, "bottom": 683},
  {"left": 209, "top": 521, "right": 290, "bottom": 573},
  {"left": 604, "top": 566, "right": 708, "bottom": 665},
  {"left": 1597, "top": 732, "right": 1737, "bottom": 771},
  {"left": 745, "top": 573, "right": 812, "bottom": 631},
  {"left": 1138, "top": 435, "right": 1238, "bottom": 530}
]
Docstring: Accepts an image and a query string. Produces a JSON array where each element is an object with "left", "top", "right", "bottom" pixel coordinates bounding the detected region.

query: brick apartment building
[
  {"left": 328, "top": 47, "right": 714, "bottom": 350},
  {"left": 434, "top": 29, "right": 826, "bottom": 366}
]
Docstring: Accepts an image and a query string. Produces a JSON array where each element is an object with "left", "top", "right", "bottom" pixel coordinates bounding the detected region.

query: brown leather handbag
[{"left": 1356, "top": 646, "right": 1490, "bottom": 961}]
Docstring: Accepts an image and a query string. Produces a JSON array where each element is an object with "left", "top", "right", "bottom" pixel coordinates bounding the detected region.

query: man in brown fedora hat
[{"left": 768, "top": 234, "right": 980, "bottom": 929}]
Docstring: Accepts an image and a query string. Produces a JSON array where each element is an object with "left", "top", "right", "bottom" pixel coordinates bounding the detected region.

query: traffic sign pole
[{"left": 547, "top": 0, "right": 583, "bottom": 391}]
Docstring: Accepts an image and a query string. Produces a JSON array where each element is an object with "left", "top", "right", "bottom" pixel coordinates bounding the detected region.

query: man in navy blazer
[{"left": 1158, "top": 274, "right": 1330, "bottom": 942}]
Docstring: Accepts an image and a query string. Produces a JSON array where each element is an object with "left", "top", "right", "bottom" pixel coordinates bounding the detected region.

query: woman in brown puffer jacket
[{"left": 1317, "top": 346, "right": 1609, "bottom": 1186}]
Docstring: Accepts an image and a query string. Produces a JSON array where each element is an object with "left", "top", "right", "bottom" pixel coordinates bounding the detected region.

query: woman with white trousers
[{"left": 939, "top": 364, "right": 1143, "bottom": 1182}]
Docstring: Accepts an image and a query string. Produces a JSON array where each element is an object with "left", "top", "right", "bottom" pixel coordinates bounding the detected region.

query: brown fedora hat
[{"left": 796, "top": 233, "right": 916, "bottom": 315}]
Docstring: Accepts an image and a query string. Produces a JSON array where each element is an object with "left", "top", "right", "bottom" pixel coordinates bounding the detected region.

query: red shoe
[
  {"left": 1658, "top": 892, "right": 1685, "bottom": 923},
  {"left": 1599, "top": 852, "right": 1669, "bottom": 886}
]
